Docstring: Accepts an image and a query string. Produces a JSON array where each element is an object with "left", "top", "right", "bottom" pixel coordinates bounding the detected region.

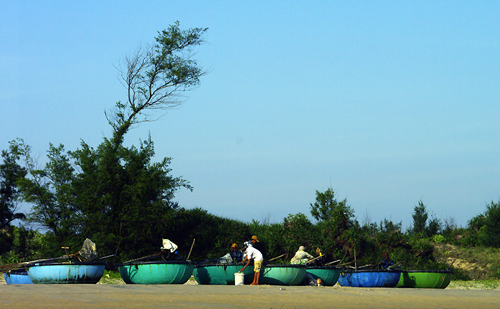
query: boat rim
[
  {"left": 263, "top": 264, "right": 306, "bottom": 268},
  {"left": 306, "top": 265, "right": 342, "bottom": 269},
  {"left": 26, "top": 261, "right": 107, "bottom": 267},
  {"left": 341, "top": 268, "right": 402, "bottom": 273},
  {"left": 3, "top": 268, "right": 29, "bottom": 274},
  {"left": 116, "top": 260, "right": 194, "bottom": 266},
  {"left": 195, "top": 263, "right": 242, "bottom": 267},
  {"left": 400, "top": 269, "right": 454, "bottom": 274}
]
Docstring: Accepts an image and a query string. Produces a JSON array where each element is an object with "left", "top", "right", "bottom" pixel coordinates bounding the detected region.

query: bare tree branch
[{"left": 107, "top": 21, "right": 208, "bottom": 141}]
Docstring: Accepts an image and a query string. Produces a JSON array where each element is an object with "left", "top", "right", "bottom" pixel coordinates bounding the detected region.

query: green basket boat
[
  {"left": 117, "top": 261, "right": 194, "bottom": 284},
  {"left": 306, "top": 266, "right": 342, "bottom": 286},
  {"left": 193, "top": 263, "right": 254, "bottom": 285},
  {"left": 396, "top": 270, "right": 454, "bottom": 289},
  {"left": 259, "top": 264, "right": 307, "bottom": 286}
]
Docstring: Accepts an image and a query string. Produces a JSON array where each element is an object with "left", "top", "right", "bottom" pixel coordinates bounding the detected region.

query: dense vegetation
[{"left": 1, "top": 23, "right": 499, "bottom": 281}]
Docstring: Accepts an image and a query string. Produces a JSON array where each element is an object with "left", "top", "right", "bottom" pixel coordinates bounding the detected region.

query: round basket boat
[
  {"left": 259, "top": 264, "right": 307, "bottom": 286},
  {"left": 26, "top": 261, "right": 106, "bottom": 284},
  {"left": 396, "top": 270, "right": 454, "bottom": 289},
  {"left": 193, "top": 263, "right": 254, "bottom": 285},
  {"left": 3, "top": 269, "right": 33, "bottom": 284},
  {"left": 117, "top": 261, "right": 194, "bottom": 284},
  {"left": 306, "top": 266, "right": 341, "bottom": 286},
  {"left": 338, "top": 269, "right": 401, "bottom": 288}
]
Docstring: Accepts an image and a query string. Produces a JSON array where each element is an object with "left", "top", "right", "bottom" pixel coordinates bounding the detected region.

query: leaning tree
[{"left": 12, "top": 22, "right": 208, "bottom": 259}]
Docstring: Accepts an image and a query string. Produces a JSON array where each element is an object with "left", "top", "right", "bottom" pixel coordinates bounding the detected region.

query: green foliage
[
  {"left": 0, "top": 226, "right": 44, "bottom": 265},
  {"left": 468, "top": 214, "right": 486, "bottom": 232},
  {"left": 451, "top": 268, "right": 471, "bottom": 280},
  {"left": 379, "top": 218, "right": 402, "bottom": 234},
  {"left": 462, "top": 200, "right": 500, "bottom": 248},
  {"left": 410, "top": 200, "right": 441, "bottom": 237},
  {"left": 411, "top": 200, "right": 428, "bottom": 234},
  {"left": 490, "top": 263, "right": 500, "bottom": 279},
  {"left": 70, "top": 135, "right": 192, "bottom": 259},
  {"left": 17, "top": 142, "right": 80, "bottom": 239},
  {"left": 161, "top": 207, "right": 250, "bottom": 262},
  {"left": 432, "top": 234, "right": 445, "bottom": 243},
  {"left": 247, "top": 219, "right": 283, "bottom": 260},
  {"left": 1, "top": 23, "right": 209, "bottom": 262},
  {"left": 0, "top": 145, "right": 27, "bottom": 231},
  {"left": 281, "top": 213, "right": 317, "bottom": 257},
  {"left": 310, "top": 188, "right": 353, "bottom": 227},
  {"left": 441, "top": 216, "right": 458, "bottom": 239},
  {"left": 476, "top": 200, "right": 500, "bottom": 248}
]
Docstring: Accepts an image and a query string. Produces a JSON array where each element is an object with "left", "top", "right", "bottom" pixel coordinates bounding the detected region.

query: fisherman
[
  {"left": 250, "top": 235, "right": 266, "bottom": 258},
  {"left": 230, "top": 243, "right": 244, "bottom": 263},
  {"left": 380, "top": 251, "right": 394, "bottom": 269},
  {"left": 240, "top": 241, "right": 264, "bottom": 285},
  {"left": 314, "top": 247, "right": 325, "bottom": 265},
  {"left": 290, "top": 246, "right": 314, "bottom": 265},
  {"left": 160, "top": 239, "right": 179, "bottom": 260}
]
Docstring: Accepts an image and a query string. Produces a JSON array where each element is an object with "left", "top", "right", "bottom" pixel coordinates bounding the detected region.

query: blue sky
[{"left": 2, "top": 1, "right": 499, "bottom": 229}]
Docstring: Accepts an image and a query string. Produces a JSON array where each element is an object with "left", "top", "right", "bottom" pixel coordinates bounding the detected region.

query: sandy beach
[{"left": 1, "top": 281, "right": 499, "bottom": 309}]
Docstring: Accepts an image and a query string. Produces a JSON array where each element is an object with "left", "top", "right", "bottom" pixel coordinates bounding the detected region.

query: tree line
[{"left": 1, "top": 23, "right": 499, "bottom": 280}]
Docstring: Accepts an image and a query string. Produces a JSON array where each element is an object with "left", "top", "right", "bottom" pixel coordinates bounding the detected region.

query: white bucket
[{"left": 234, "top": 272, "right": 244, "bottom": 285}]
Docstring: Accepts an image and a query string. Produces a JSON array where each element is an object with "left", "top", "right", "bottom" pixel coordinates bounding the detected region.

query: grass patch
[
  {"left": 433, "top": 244, "right": 500, "bottom": 280},
  {"left": 449, "top": 279, "right": 500, "bottom": 290}
]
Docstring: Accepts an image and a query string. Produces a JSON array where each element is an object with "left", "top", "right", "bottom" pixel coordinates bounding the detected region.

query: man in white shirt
[{"left": 240, "top": 241, "right": 264, "bottom": 285}]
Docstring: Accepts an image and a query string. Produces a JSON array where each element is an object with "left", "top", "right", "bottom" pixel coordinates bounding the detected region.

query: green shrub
[{"left": 432, "top": 234, "right": 445, "bottom": 243}]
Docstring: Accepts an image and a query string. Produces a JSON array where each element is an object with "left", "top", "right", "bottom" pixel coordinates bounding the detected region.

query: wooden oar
[
  {"left": 99, "top": 254, "right": 116, "bottom": 260},
  {"left": 324, "top": 259, "right": 341, "bottom": 266},
  {"left": 305, "top": 255, "right": 324, "bottom": 264},
  {"left": 338, "top": 260, "right": 355, "bottom": 267},
  {"left": 1, "top": 251, "right": 80, "bottom": 272},
  {"left": 186, "top": 239, "right": 195, "bottom": 261},
  {"left": 268, "top": 254, "right": 285, "bottom": 262},
  {"left": 121, "top": 251, "right": 168, "bottom": 264},
  {"left": 351, "top": 264, "right": 373, "bottom": 269}
]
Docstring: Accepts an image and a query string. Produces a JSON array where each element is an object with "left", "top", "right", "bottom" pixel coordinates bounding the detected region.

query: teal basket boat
[
  {"left": 193, "top": 263, "right": 254, "bottom": 285},
  {"left": 306, "top": 266, "right": 341, "bottom": 286},
  {"left": 117, "top": 261, "right": 194, "bottom": 284},
  {"left": 26, "top": 261, "right": 106, "bottom": 284},
  {"left": 396, "top": 270, "right": 453, "bottom": 289},
  {"left": 259, "top": 264, "right": 307, "bottom": 286}
]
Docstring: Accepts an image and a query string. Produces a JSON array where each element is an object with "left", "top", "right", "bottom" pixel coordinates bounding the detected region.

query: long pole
[
  {"left": 269, "top": 254, "right": 285, "bottom": 262},
  {"left": 324, "top": 259, "right": 341, "bottom": 265},
  {"left": 305, "top": 255, "right": 324, "bottom": 264},
  {"left": 186, "top": 239, "right": 195, "bottom": 261},
  {"left": 1, "top": 251, "right": 80, "bottom": 272},
  {"left": 354, "top": 248, "right": 357, "bottom": 270}
]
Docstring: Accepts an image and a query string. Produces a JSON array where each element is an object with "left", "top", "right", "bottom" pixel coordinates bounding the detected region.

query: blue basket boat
[
  {"left": 338, "top": 269, "right": 401, "bottom": 287},
  {"left": 3, "top": 269, "right": 33, "bottom": 284},
  {"left": 26, "top": 261, "right": 106, "bottom": 284},
  {"left": 117, "top": 261, "right": 194, "bottom": 284}
]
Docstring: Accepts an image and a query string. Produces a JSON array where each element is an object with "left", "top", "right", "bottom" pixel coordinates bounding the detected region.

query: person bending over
[{"left": 240, "top": 241, "right": 264, "bottom": 285}]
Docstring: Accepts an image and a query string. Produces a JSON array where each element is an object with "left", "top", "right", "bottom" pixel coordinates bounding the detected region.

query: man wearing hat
[
  {"left": 250, "top": 235, "right": 266, "bottom": 259},
  {"left": 290, "top": 246, "right": 314, "bottom": 264},
  {"left": 230, "top": 243, "right": 243, "bottom": 263},
  {"left": 240, "top": 240, "right": 264, "bottom": 285}
]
